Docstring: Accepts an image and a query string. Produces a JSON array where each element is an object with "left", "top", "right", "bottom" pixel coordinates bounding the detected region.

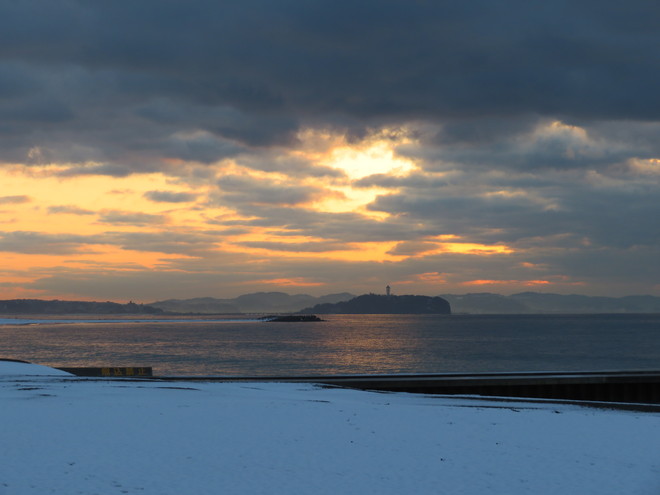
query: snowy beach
[{"left": 1, "top": 362, "right": 658, "bottom": 494}]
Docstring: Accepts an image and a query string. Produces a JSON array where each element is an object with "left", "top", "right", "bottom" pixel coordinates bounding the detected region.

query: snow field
[{"left": 0, "top": 363, "right": 658, "bottom": 494}]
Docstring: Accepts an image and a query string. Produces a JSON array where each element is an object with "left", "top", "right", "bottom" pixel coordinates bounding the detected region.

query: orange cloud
[
  {"left": 433, "top": 242, "right": 514, "bottom": 255},
  {"left": 462, "top": 279, "right": 551, "bottom": 286},
  {"left": 250, "top": 278, "right": 325, "bottom": 287},
  {"left": 519, "top": 262, "right": 547, "bottom": 270},
  {"left": 396, "top": 272, "right": 448, "bottom": 285},
  {"left": 416, "top": 272, "right": 448, "bottom": 283},
  {"left": 388, "top": 237, "right": 515, "bottom": 258}
]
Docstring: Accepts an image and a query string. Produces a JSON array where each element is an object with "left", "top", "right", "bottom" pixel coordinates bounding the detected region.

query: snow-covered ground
[{"left": 1, "top": 362, "right": 658, "bottom": 494}]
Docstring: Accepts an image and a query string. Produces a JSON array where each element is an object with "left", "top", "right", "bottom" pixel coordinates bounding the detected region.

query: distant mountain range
[
  {"left": 2, "top": 291, "right": 659, "bottom": 315},
  {"left": 440, "top": 292, "right": 660, "bottom": 314},
  {"left": 149, "top": 292, "right": 355, "bottom": 314},
  {"left": 152, "top": 291, "right": 660, "bottom": 314}
]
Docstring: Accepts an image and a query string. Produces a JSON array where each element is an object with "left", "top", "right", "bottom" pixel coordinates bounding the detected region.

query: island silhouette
[{"left": 299, "top": 293, "right": 451, "bottom": 314}]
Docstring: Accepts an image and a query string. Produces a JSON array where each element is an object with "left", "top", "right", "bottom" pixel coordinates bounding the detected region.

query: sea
[{"left": 1, "top": 313, "right": 659, "bottom": 376}]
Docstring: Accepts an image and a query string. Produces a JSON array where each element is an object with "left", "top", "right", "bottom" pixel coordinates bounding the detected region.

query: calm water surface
[{"left": 1, "top": 314, "right": 659, "bottom": 376}]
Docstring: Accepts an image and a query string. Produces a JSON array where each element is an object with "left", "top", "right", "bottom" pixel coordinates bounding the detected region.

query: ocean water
[{"left": 1, "top": 313, "right": 659, "bottom": 376}]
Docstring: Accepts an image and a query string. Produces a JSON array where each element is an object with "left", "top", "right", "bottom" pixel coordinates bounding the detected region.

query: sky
[{"left": 1, "top": 0, "right": 660, "bottom": 302}]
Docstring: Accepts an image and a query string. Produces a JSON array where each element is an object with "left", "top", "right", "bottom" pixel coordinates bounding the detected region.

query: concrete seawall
[
  {"left": 165, "top": 370, "right": 660, "bottom": 407},
  {"left": 59, "top": 368, "right": 660, "bottom": 407},
  {"left": 305, "top": 370, "right": 660, "bottom": 405}
]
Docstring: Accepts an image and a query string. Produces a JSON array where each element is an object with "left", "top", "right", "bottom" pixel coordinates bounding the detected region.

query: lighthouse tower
[{"left": 386, "top": 285, "right": 391, "bottom": 297}]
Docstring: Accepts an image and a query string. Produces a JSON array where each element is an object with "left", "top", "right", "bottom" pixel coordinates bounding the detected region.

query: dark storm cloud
[
  {"left": 430, "top": 117, "right": 541, "bottom": 147},
  {"left": 234, "top": 153, "right": 343, "bottom": 178},
  {"left": 0, "top": 228, "right": 224, "bottom": 259},
  {"left": 216, "top": 175, "right": 325, "bottom": 206},
  {"left": 368, "top": 170, "right": 660, "bottom": 249},
  {"left": 387, "top": 241, "right": 439, "bottom": 257},
  {"left": 238, "top": 240, "right": 354, "bottom": 253},
  {"left": 355, "top": 172, "right": 451, "bottom": 190},
  {"left": 97, "top": 210, "right": 167, "bottom": 226},
  {"left": 554, "top": 185, "right": 660, "bottom": 248},
  {"left": 47, "top": 205, "right": 95, "bottom": 215},
  {"left": 1, "top": 0, "right": 660, "bottom": 170},
  {"left": 396, "top": 120, "right": 640, "bottom": 174},
  {"left": 135, "top": 100, "right": 297, "bottom": 150},
  {"left": 144, "top": 190, "right": 198, "bottom": 203},
  {"left": 369, "top": 192, "right": 540, "bottom": 242},
  {"left": 216, "top": 203, "right": 435, "bottom": 243},
  {"left": 106, "top": 231, "right": 220, "bottom": 256},
  {"left": 55, "top": 164, "right": 135, "bottom": 177},
  {"left": 0, "top": 195, "right": 30, "bottom": 205},
  {"left": 542, "top": 245, "right": 660, "bottom": 286},
  {"left": 0, "top": 62, "right": 40, "bottom": 99},
  {"left": 0, "top": 95, "right": 74, "bottom": 124},
  {"left": 0, "top": 231, "right": 93, "bottom": 254}
]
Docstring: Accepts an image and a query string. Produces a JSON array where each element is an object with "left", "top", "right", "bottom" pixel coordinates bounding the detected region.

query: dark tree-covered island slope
[{"left": 299, "top": 294, "right": 451, "bottom": 315}]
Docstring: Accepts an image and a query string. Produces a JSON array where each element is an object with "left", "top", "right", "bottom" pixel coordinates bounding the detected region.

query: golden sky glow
[
  {"left": 0, "top": 124, "right": 541, "bottom": 301},
  {"left": 2, "top": 119, "right": 654, "bottom": 301},
  {"left": 322, "top": 139, "right": 417, "bottom": 180},
  {"left": 249, "top": 277, "right": 326, "bottom": 287},
  {"left": 290, "top": 128, "right": 418, "bottom": 216},
  {"left": 462, "top": 279, "right": 551, "bottom": 287},
  {"left": 3, "top": 2, "right": 660, "bottom": 303},
  {"left": 0, "top": 129, "right": 526, "bottom": 299}
]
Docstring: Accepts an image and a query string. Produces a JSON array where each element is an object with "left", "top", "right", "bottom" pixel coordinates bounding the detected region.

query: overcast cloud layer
[{"left": 1, "top": 1, "right": 660, "bottom": 300}]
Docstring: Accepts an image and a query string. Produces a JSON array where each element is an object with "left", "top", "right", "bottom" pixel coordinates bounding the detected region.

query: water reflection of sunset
[{"left": 311, "top": 315, "right": 434, "bottom": 374}]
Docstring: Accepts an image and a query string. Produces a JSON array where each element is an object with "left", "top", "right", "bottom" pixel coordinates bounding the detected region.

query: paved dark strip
[
  {"left": 139, "top": 370, "right": 660, "bottom": 406},
  {"left": 48, "top": 367, "right": 660, "bottom": 410}
]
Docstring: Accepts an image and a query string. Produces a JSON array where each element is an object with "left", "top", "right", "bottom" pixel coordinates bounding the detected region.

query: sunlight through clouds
[
  {"left": 292, "top": 128, "right": 419, "bottom": 216},
  {"left": 322, "top": 138, "right": 417, "bottom": 180},
  {"left": 2, "top": 2, "right": 660, "bottom": 299}
]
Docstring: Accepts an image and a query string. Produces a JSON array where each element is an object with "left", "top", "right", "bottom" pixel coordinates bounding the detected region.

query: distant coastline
[
  {"left": 0, "top": 299, "right": 163, "bottom": 315},
  {"left": 2, "top": 291, "right": 660, "bottom": 315}
]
